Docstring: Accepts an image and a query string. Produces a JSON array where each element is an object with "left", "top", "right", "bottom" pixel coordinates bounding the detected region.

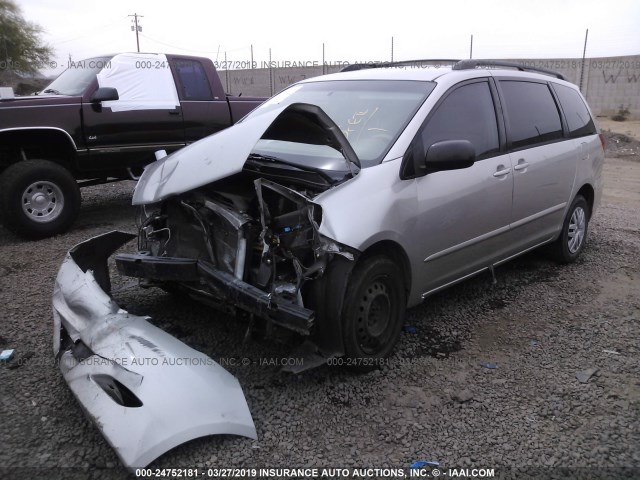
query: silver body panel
[{"left": 312, "top": 70, "right": 604, "bottom": 306}]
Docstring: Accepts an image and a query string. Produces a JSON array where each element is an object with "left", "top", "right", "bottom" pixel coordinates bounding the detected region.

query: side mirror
[
  {"left": 90, "top": 87, "right": 119, "bottom": 103},
  {"left": 422, "top": 139, "right": 475, "bottom": 174}
]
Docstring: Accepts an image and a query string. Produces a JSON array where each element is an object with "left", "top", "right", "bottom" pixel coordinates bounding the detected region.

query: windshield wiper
[
  {"left": 42, "top": 88, "right": 62, "bottom": 95},
  {"left": 247, "top": 153, "right": 336, "bottom": 184}
]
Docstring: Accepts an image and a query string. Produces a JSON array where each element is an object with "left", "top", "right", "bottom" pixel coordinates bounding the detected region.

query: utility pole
[
  {"left": 470, "top": 34, "right": 473, "bottom": 59},
  {"left": 579, "top": 29, "right": 589, "bottom": 93},
  {"left": 391, "top": 36, "right": 394, "bottom": 62},
  {"left": 128, "top": 13, "right": 143, "bottom": 52}
]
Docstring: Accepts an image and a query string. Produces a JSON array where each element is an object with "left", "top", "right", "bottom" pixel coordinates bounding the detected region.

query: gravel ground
[{"left": 1, "top": 151, "right": 639, "bottom": 479}]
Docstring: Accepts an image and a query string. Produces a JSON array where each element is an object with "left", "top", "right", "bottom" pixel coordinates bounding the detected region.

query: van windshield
[{"left": 245, "top": 80, "right": 435, "bottom": 167}]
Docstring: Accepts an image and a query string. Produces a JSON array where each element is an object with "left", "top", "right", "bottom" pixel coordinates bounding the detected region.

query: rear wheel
[
  {"left": 341, "top": 256, "right": 406, "bottom": 371},
  {"left": 547, "top": 195, "right": 590, "bottom": 263},
  {"left": 0, "top": 160, "right": 81, "bottom": 239}
]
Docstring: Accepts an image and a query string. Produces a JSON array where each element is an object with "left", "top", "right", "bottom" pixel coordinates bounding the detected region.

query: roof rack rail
[
  {"left": 452, "top": 59, "right": 565, "bottom": 80},
  {"left": 341, "top": 59, "right": 460, "bottom": 72}
]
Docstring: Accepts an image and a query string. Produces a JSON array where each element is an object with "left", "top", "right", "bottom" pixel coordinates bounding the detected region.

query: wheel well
[
  {"left": 576, "top": 184, "right": 595, "bottom": 218},
  {"left": 0, "top": 130, "right": 76, "bottom": 172},
  {"left": 360, "top": 240, "right": 411, "bottom": 294}
]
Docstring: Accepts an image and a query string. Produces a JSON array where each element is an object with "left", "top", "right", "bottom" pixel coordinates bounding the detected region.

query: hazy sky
[{"left": 18, "top": 0, "right": 640, "bottom": 76}]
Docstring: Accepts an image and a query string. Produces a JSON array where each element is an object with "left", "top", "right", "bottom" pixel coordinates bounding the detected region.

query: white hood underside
[{"left": 132, "top": 103, "right": 291, "bottom": 205}]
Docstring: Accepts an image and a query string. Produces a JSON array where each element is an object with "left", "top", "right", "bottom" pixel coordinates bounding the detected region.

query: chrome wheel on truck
[
  {"left": 0, "top": 160, "right": 81, "bottom": 239},
  {"left": 21, "top": 180, "right": 65, "bottom": 223}
]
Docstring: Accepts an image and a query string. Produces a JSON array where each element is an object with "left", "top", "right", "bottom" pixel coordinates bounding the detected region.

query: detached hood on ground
[{"left": 132, "top": 102, "right": 359, "bottom": 205}]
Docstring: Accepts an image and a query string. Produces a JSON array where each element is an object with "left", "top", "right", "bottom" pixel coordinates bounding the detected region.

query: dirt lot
[{"left": 0, "top": 125, "right": 639, "bottom": 479}]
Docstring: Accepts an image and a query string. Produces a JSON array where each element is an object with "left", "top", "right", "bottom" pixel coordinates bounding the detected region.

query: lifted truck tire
[{"left": 0, "top": 160, "right": 81, "bottom": 239}]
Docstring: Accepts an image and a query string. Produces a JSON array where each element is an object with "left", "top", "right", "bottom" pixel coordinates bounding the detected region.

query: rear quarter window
[
  {"left": 500, "top": 80, "right": 563, "bottom": 150},
  {"left": 553, "top": 83, "right": 597, "bottom": 138}
]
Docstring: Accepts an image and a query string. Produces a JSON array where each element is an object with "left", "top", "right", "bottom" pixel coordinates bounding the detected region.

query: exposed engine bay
[
  {"left": 119, "top": 174, "right": 353, "bottom": 334},
  {"left": 115, "top": 103, "right": 359, "bottom": 347}
]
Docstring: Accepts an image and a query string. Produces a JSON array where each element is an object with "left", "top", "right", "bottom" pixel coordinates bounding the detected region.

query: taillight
[{"left": 599, "top": 133, "right": 606, "bottom": 151}]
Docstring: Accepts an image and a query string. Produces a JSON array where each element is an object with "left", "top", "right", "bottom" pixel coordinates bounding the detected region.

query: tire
[
  {"left": 547, "top": 195, "right": 590, "bottom": 264},
  {"left": 341, "top": 256, "right": 406, "bottom": 372},
  {"left": 0, "top": 160, "right": 81, "bottom": 239}
]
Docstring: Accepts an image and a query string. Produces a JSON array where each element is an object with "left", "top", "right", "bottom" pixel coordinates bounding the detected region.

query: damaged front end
[
  {"left": 52, "top": 231, "right": 257, "bottom": 470},
  {"left": 117, "top": 102, "right": 360, "bottom": 355},
  {"left": 119, "top": 176, "right": 355, "bottom": 346}
]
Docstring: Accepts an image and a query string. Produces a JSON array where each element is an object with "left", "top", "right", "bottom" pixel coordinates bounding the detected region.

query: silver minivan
[{"left": 53, "top": 60, "right": 604, "bottom": 468}]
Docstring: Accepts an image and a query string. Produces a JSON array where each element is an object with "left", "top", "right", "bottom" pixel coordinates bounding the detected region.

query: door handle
[
  {"left": 168, "top": 108, "right": 181, "bottom": 116},
  {"left": 493, "top": 166, "right": 511, "bottom": 177},
  {"left": 513, "top": 160, "right": 530, "bottom": 171}
]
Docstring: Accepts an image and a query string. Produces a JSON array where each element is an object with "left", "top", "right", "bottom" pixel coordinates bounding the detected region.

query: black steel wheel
[{"left": 341, "top": 256, "right": 406, "bottom": 371}]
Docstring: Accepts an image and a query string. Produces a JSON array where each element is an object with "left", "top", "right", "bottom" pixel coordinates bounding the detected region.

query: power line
[
  {"left": 139, "top": 33, "right": 249, "bottom": 56},
  {"left": 49, "top": 16, "right": 127, "bottom": 45}
]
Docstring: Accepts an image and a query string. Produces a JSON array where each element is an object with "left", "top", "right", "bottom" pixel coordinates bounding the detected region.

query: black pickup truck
[{"left": 0, "top": 53, "right": 265, "bottom": 238}]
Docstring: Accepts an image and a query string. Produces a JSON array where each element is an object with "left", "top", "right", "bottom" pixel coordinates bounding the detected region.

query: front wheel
[
  {"left": 547, "top": 195, "right": 590, "bottom": 263},
  {"left": 0, "top": 160, "right": 81, "bottom": 239},
  {"left": 341, "top": 256, "right": 406, "bottom": 371}
]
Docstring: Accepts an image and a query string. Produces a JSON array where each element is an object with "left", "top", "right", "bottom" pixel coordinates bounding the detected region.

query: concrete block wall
[{"left": 219, "top": 54, "right": 640, "bottom": 120}]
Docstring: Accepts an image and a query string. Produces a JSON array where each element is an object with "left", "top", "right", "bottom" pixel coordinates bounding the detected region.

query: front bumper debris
[{"left": 52, "top": 231, "right": 257, "bottom": 470}]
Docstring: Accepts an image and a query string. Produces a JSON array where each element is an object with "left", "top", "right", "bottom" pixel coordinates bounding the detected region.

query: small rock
[
  {"left": 452, "top": 389, "right": 473, "bottom": 403},
  {"left": 576, "top": 367, "right": 598, "bottom": 383}
]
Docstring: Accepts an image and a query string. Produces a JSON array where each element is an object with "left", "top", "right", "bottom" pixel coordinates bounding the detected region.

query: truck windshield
[
  {"left": 41, "top": 57, "right": 113, "bottom": 96},
  {"left": 246, "top": 80, "right": 435, "bottom": 167}
]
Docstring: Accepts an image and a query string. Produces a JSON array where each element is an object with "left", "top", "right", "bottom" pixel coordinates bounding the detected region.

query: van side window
[
  {"left": 175, "top": 60, "right": 213, "bottom": 101},
  {"left": 500, "top": 81, "right": 563, "bottom": 149},
  {"left": 420, "top": 81, "right": 499, "bottom": 161},
  {"left": 554, "top": 84, "right": 597, "bottom": 138}
]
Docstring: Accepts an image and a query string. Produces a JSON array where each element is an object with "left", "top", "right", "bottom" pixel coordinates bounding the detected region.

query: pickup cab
[{"left": 0, "top": 53, "right": 265, "bottom": 238}]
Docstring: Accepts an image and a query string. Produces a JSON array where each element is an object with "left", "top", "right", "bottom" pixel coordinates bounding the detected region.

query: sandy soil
[
  {"left": 601, "top": 120, "right": 640, "bottom": 209},
  {"left": 598, "top": 119, "right": 640, "bottom": 140},
  {"left": 602, "top": 158, "right": 640, "bottom": 208}
]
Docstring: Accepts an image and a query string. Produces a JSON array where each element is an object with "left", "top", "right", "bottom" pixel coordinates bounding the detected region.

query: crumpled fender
[{"left": 52, "top": 231, "right": 257, "bottom": 470}]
